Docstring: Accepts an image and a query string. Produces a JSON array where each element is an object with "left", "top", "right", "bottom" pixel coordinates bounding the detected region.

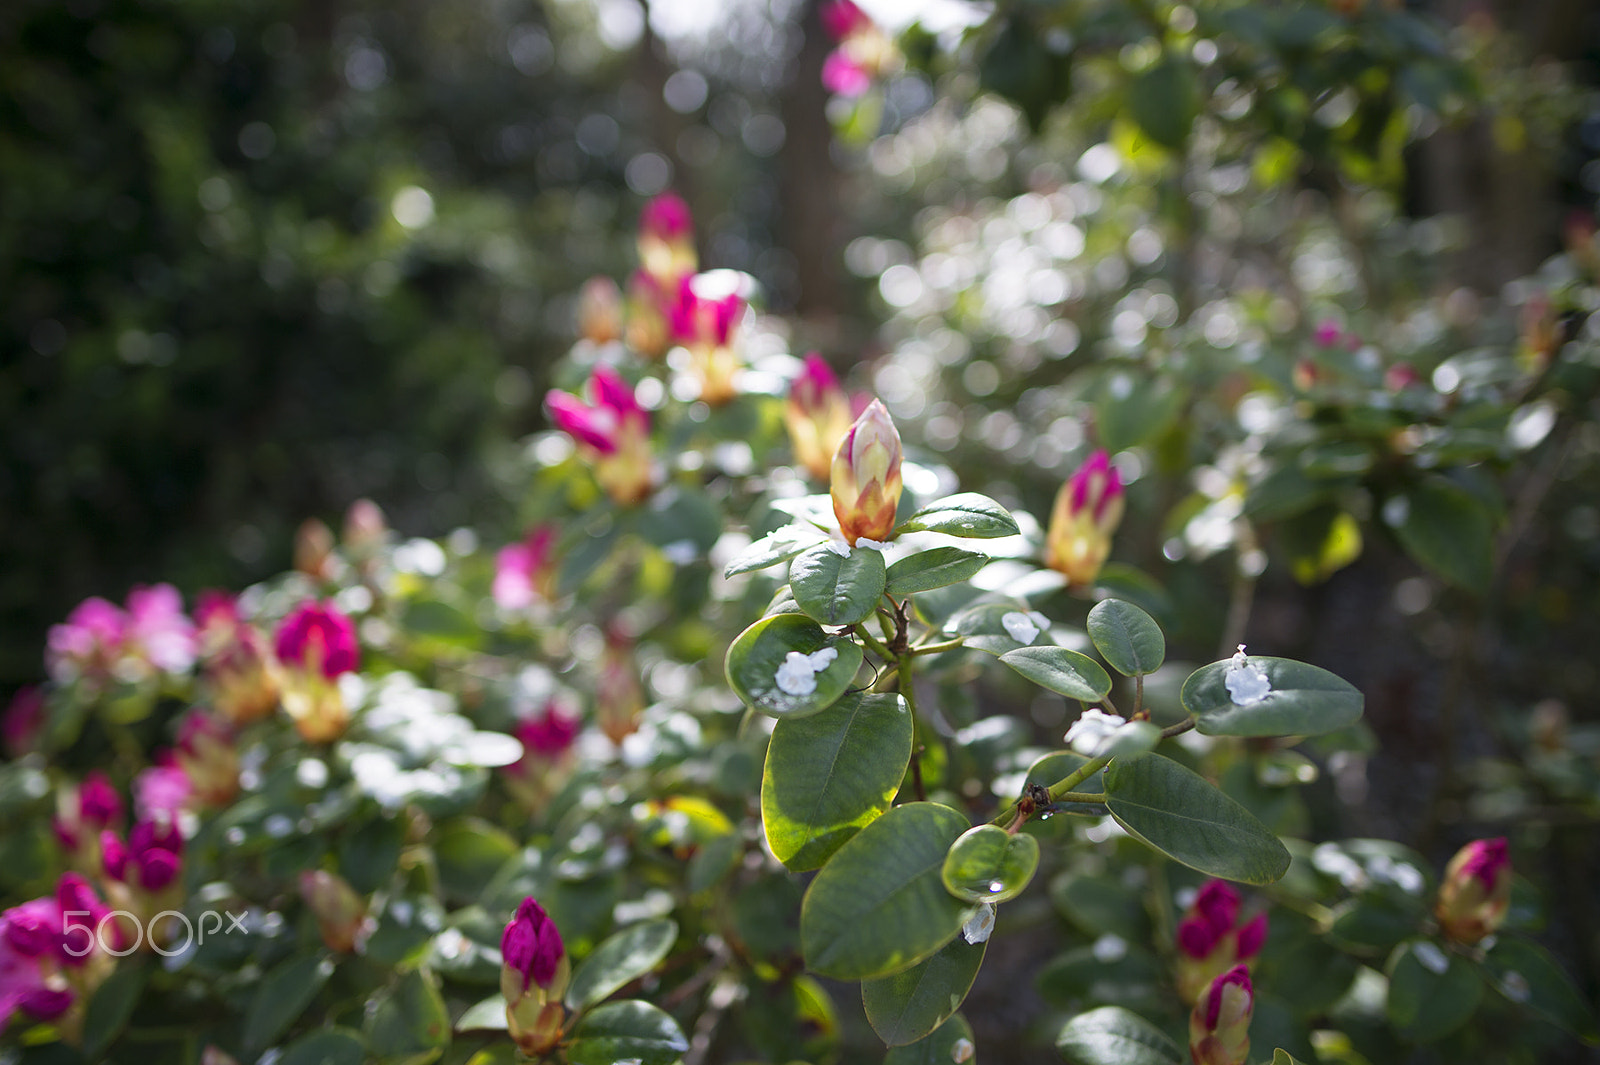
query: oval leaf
[
  {"left": 1056, "top": 1005, "right": 1184, "bottom": 1065},
  {"left": 1386, "top": 939, "right": 1483, "bottom": 1042},
  {"left": 567, "top": 1000, "right": 690, "bottom": 1065},
  {"left": 863, "top": 935, "right": 986, "bottom": 1047},
  {"left": 941, "top": 824, "right": 1040, "bottom": 904},
  {"left": 565, "top": 918, "right": 679, "bottom": 1012},
  {"left": 1480, "top": 937, "right": 1600, "bottom": 1043},
  {"left": 1102, "top": 753, "right": 1290, "bottom": 885},
  {"left": 895, "top": 492, "right": 1020, "bottom": 538},
  {"left": 244, "top": 953, "right": 335, "bottom": 1055},
  {"left": 1387, "top": 477, "right": 1495, "bottom": 594},
  {"left": 1182, "top": 656, "right": 1362, "bottom": 737},
  {"left": 884, "top": 1012, "right": 976, "bottom": 1065},
  {"left": 724, "top": 525, "right": 827, "bottom": 577},
  {"left": 948, "top": 602, "right": 1057, "bottom": 655},
  {"left": 1000, "top": 646, "right": 1112, "bottom": 702},
  {"left": 763, "top": 692, "right": 914, "bottom": 871},
  {"left": 725, "top": 613, "right": 863, "bottom": 718},
  {"left": 801, "top": 802, "right": 974, "bottom": 980},
  {"left": 1087, "top": 599, "right": 1165, "bottom": 676},
  {"left": 789, "top": 543, "right": 887, "bottom": 626},
  {"left": 886, "top": 547, "right": 990, "bottom": 597},
  {"left": 364, "top": 967, "right": 451, "bottom": 1063}
]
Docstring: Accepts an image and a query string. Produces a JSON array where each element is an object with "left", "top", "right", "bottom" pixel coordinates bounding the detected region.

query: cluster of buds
[
  {"left": 1044, "top": 450, "right": 1125, "bottom": 587},
  {"left": 293, "top": 518, "right": 338, "bottom": 581},
  {"left": 133, "top": 759, "right": 193, "bottom": 824},
  {"left": 0, "top": 873, "right": 121, "bottom": 1037},
  {"left": 1434, "top": 836, "right": 1511, "bottom": 945},
  {"left": 503, "top": 703, "right": 581, "bottom": 809},
  {"left": 501, "top": 897, "right": 569, "bottom": 1057},
  {"left": 785, "top": 354, "right": 855, "bottom": 482},
  {"left": 174, "top": 710, "right": 240, "bottom": 807},
  {"left": 194, "top": 592, "right": 281, "bottom": 726},
  {"left": 819, "top": 0, "right": 901, "bottom": 97},
  {"left": 624, "top": 193, "right": 698, "bottom": 360},
  {"left": 52, "top": 772, "right": 123, "bottom": 872},
  {"left": 299, "top": 870, "right": 371, "bottom": 954},
  {"left": 1189, "top": 964, "right": 1254, "bottom": 1065},
  {"left": 668, "top": 276, "right": 745, "bottom": 406},
  {"left": 46, "top": 584, "right": 197, "bottom": 689},
  {"left": 494, "top": 526, "right": 559, "bottom": 612},
  {"left": 274, "top": 601, "right": 360, "bottom": 743},
  {"left": 102, "top": 818, "right": 185, "bottom": 932},
  {"left": 831, "top": 399, "right": 903, "bottom": 546},
  {"left": 1174, "top": 880, "right": 1267, "bottom": 1004},
  {"left": 547, "top": 367, "right": 655, "bottom": 506}
]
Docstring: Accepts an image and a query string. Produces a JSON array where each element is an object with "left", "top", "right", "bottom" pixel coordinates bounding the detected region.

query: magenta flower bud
[
  {"left": 822, "top": 51, "right": 873, "bottom": 96},
  {"left": 785, "top": 353, "right": 855, "bottom": 482},
  {"left": 1435, "top": 836, "right": 1511, "bottom": 945},
  {"left": 1045, "top": 449, "right": 1125, "bottom": 587},
  {"left": 136, "top": 848, "right": 182, "bottom": 892},
  {"left": 46, "top": 596, "right": 127, "bottom": 683},
  {"left": 1313, "top": 320, "right": 1343, "bottom": 348},
  {"left": 1234, "top": 913, "right": 1268, "bottom": 961},
  {"left": 1384, "top": 362, "right": 1422, "bottom": 392},
  {"left": 546, "top": 369, "right": 654, "bottom": 505},
  {"left": 831, "top": 399, "right": 904, "bottom": 546},
  {"left": 102, "top": 830, "right": 129, "bottom": 882},
  {"left": 55, "top": 873, "right": 112, "bottom": 964},
  {"left": 501, "top": 897, "right": 565, "bottom": 992},
  {"left": 3, "top": 685, "right": 44, "bottom": 758},
  {"left": 19, "top": 986, "right": 74, "bottom": 1021},
  {"left": 176, "top": 710, "right": 240, "bottom": 807},
  {"left": 1177, "top": 915, "right": 1221, "bottom": 960},
  {"left": 133, "top": 762, "right": 193, "bottom": 822},
  {"left": 637, "top": 192, "right": 697, "bottom": 292},
  {"left": 1175, "top": 880, "right": 1266, "bottom": 1004},
  {"left": 494, "top": 526, "right": 558, "bottom": 611},
  {"left": 820, "top": 0, "right": 872, "bottom": 40},
  {"left": 4, "top": 899, "right": 60, "bottom": 959},
  {"left": 515, "top": 705, "right": 581, "bottom": 760},
  {"left": 1194, "top": 881, "right": 1241, "bottom": 930},
  {"left": 78, "top": 771, "right": 123, "bottom": 830},
  {"left": 275, "top": 601, "right": 359, "bottom": 679},
  {"left": 639, "top": 192, "right": 692, "bottom": 243},
  {"left": 1190, "top": 965, "right": 1253, "bottom": 1065}
]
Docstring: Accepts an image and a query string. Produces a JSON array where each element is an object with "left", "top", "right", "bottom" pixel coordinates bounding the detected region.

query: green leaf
[
  {"left": 1386, "top": 939, "right": 1482, "bottom": 1042},
  {"left": 565, "top": 918, "right": 679, "bottom": 1012},
  {"left": 762, "top": 692, "right": 913, "bottom": 871},
  {"left": 365, "top": 967, "right": 451, "bottom": 1065},
  {"left": 801, "top": 802, "right": 974, "bottom": 980},
  {"left": 895, "top": 492, "right": 1020, "bottom": 538},
  {"left": 1480, "top": 937, "right": 1600, "bottom": 1043},
  {"left": 1181, "top": 656, "right": 1363, "bottom": 737},
  {"left": 863, "top": 935, "right": 986, "bottom": 1046},
  {"left": 81, "top": 958, "right": 149, "bottom": 1059},
  {"left": 1095, "top": 371, "right": 1185, "bottom": 454},
  {"left": 433, "top": 818, "right": 519, "bottom": 903},
  {"left": 724, "top": 525, "right": 828, "bottom": 577},
  {"left": 948, "top": 602, "right": 1056, "bottom": 655},
  {"left": 886, "top": 547, "right": 991, "bottom": 597},
  {"left": 789, "top": 543, "right": 888, "bottom": 626},
  {"left": 338, "top": 817, "right": 405, "bottom": 894},
  {"left": 1272, "top": 1051, "right": 1310, "bottom": 1065},
  {"left": 455, "top": 994, "right": 509, "bottom": 1032},
  {"left": 941, "top": 824, "right": 1040, "bottom": 904},
  {"left": 883, "top": 1012, "right": 976, "bottom": 1065},
  {"left": 243, "top": 954, "right": 335, "bottom": 1055},
  {"left": 567, "top": 1000, "right": 690, "bottom": 1065},
  {"left": 1102, "top": 753, "right": 1290, "bottom": 885},
  {"left": 1000, "top": 646, "right": 1113, "bottom": 702},
  {"left": 1086, "top": 599, "right": 1165, "bottom": 676},
  {"left": 725, "top": 613, "right": 863, "bottom": 718},
  {"left": 1126, "top": 58, "right": 1196, "bottom": 151},
  {"left": 1386, "top": 477, "right": 1495, "bottom": 594},
  {"left": 279, "top": 1028, "right": 368, "bottom": 1065},
  {"left": 1049, "top": 873, "right": 1148, "bottom": 941},
  {"left": 1055, "top": 1005, "right": 1183, "bottom": 1065}
]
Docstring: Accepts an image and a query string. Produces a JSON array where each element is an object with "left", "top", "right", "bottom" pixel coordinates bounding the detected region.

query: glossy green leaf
[
  {"left": 883, "top": 1012, "right": 976, "bottom": 1065},
  {"left": 1086, "top": 599, "right": 1165, "bottom": 676},
  {"left": 725, "top": 613, "right": 863, "bottom": 718},
  {"left": 81, "top": 957, "right": 149, "bottom": 1059},
  {"left": 1036, "top": 942, "right": 1166, "bottom": 1014},
  {"left": 565, "top": 918, "right": 679, "bottom": 1012},
  {"left": 941, "top": 824, "right": 1039, "bottom": 904},
  {"left": 886, "top": 547, "right": 991, "bottom": 597},
  {"left": 895, "top": 492, "right": 1020, "bottom": 538},
  {"left": 724, "top": 525, "right": 828, "bottom": 577},
  {"left": 1182, "top": 656, "right": 1363, "bottom": 737},
  {"left": 1480, "top": 937, "right": 1600, "bottom": 1043},
  {"left": 1049, "top": 873, "right": 1148, "bottom": 941},
  {"left": 1056, "top": 1005, "right": 1183, "bottom": 1065},
  {"left": 1102, "top": 753, "right": 1290, "bottom": 885},
  {"left": 789, "top": 543, "right": 887, "bottom": 626},
  {"left": 863, "top": 935, "right": 986, "bottom": 1046},
  {"left": 567, "top": 1000, "right": 690, "bottom": 1065},
  {"left": 279, "top": 1028, "right": 368, "bottom": 1065},
  {"left": 801, "top": 802, "right": 974, "bottom": 980},
  {"left": 948, "top": 602, "right": 1056, "bottom": 655},
  {"left": 365, "top": 967, "right": 450, "bottom": 1065},
  {"left": 243, "top": 954, "right": 335, "bottom": 1055},
  {"left": 1386, "top": 477, "right": 1495, "bottom": 594},
  {"left": 1386, "top": 939, "right": 1482, "bottom": 1042},
  {"left": 1000, "top": 646, "right": 1112, "bottom": 702},
  {"left": 455, "top": 994, "right": 509, "bottom": 1032},
  {"left": 763, "top": 692, "right": 913, "bottom": 871},
  {"left": 1095, "top": 372, "right": 1185, "bottom": 454}
]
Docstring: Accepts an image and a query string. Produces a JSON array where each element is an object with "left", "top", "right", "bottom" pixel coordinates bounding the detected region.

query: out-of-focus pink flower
[
  {"left": 0, "top": 914, "right": 71, "bottom": 1028},
  {"left": 546, "top": 368, "right": 655, "bottom": 505},
  {"left": 1384, "top": 362, "right": 1422, "bottom": 392},
  {"left": 818, "top": 0, "right": 899, "bottom": 97},
  {"left": 821, "top": 0, "right": 872, "bottom": 40},
  {"left": 176, "top": 711, "right": 240, "bottom": 807},
  {"left": 1175, "top": 881, "right": 1267, "bottom": 1004},
  {"left": 124, "top": 584, "right": 197, "bottom": 675},
  {"left": 53, "top": 771, "right": 124, "bottom": 861},
  {"left": 785, "top": 353, "right": 856, "bottom": 482},
  {"left": 3, "top": 686, "right": 45, "bottom": 758},
  {"left": 104, "top": 819, "right": 184, "bottom": 893},
  {"left": 637, "top": 192, "right": 697, "bottom": 293},
  {"left": 46, "top": 597, "right": 127, "bottom": 684},
  {"left": 1044, "top": 449, "right": 1125, "bottom": 588},
  {"left": 823, "top": 50, "right": 873, "bottom": 96},
  {"left": 133, "top": 761, "right": 193, "bottom": 823},
  {"left": 194, "top": 590, "right": 241, "bottom": 651},
  {"left": 342, "top": 499, "right": 388, "bottom": 557},
  {"left": 494, "top": 527, "right": 558, "bottom": 611},
  {"left": 275, "top": 602, "right": 359, "bottom": 680},
  {"left": 576, "top": 276, "right": 624, "bottom": 346},
  {"left": 1436, "top": 836, "right": 1511, "bottom": 944},
  {"left": 1313, "top": 320, "right": 1344, "bottom": 348},
  {"left": 515, "top": 705, "right": 581, "bottom": 760},
  {"left": 667, "top": 276, "right": 744, "bottom": 405}
]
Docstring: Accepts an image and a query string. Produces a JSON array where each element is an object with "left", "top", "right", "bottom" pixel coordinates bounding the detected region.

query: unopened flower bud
[
  {"left": 294, "top": 518, "right": 337, "bottom": 580},
  {"left": 577, "top": 276, "right": 624, "bottom": 345},
  {"left": 299, "top": 870, "right": 369, "bottom": 953},
  {"left": 1044, "top": 449, "right": 1124, "bottom": 587},
  {"left": 546, "top": 368, "right": 655, "bottom": 506},
  {"left": 342, "top": 499, "right": 388, "bottom": 557},
  {"left": 1435, "top": 837, "right": 1511, "bottom": 945},
  {"left": 1175, "top": 881, "right": 1267, "bottom": 1004},
  {"left": 830, "top": 399, "right": 903, "bottom": 546},
  {"left": 494, "top": 527, "right": 558, "bottom": 611},
  {"left": 1189, "top": 965, "right": 1253, "bottom": 1065},
  {"left": 275, "top": 601, "right": 359, "bottom": 743},
  {"left": 501, "top": 897, "right": 570, "bottom": 1055},
  {"left": 785, "top": 354, "right": 855, "bottom": 482},
  {"left": 175, "top": 711, "right": 240, "bottom": 807},
  {"left": 624, "top": 271, "right": 671, "bottom": 359},
  {"left": 637, "top": 192, "right": 697, "bottom": 291}
]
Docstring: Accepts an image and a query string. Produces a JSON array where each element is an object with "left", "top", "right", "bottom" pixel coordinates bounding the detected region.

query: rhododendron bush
[{"left": 5, "top": 2, "right": 1600, "bottom": 1065}]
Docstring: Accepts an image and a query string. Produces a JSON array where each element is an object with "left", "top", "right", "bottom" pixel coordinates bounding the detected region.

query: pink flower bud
[
  {"left": 176, "top": 711, "right": 240, "bottom": 807},
  {"left": 831, "top": 399, "right": 903, "bottom": 546},
  {"left": 1435, "top": 837, "right": 1511, "bottom": 945},
  {"left": 637, "top": 193, "right": 697, "bottom": 291},
  {"left": 500, "top": 897, "right": 567, "bottom": 999},
  {"left": 1045, "top": 449, "right": 1125, "bottom": 587},
  {"left": 342, "top": 499, "right": 389, "bottom": 555},
  {"left": 624, "top": 271, "right": 671, "bottom": 359},
  {"left": 46, "top": 597, "right": 127, "bottom": 684},
  {"left": 299, "top": 870, "right": 369, "bottom": 953},
  {"left": 1175, "top": 880, "right": 1266, "bottom": 1004},
  {"left": 494, "top": 527, "right": 558, "bottom": 611},
  {"left": 295, "top": 518, "right": 337, "bottom": 579},
  {"left": 19, "top": 986, "right": 74, "bottom": 1021},
  {"left": 1313, "top": 320, "right": 1344, "bottom": 348},
  {"left": 668, "top": 276, "right": 744, "bottom": 406},
  {"left": 1384, "top": 362, "right": 1422, "bottom": 392},
  {"left": 785, "top": 353, "right": 855, "bottom": 482},
  {"left": 4, "top": 899, "right": 60, "bottom": 959},
  {"left": 546, "top": 368, "right": 654, "bottom": 505},
  {"left": 1189, "top": 965, "right": 1253, "bottom": 1065},
  {"left": 820, "top": 0, "right": 872, "bottom": 40},
  {"left": 577, "top": 276, "right": 624, "bottom": 346},
  {"left": 275, "top": 602, "right": 359, "bottom": 680},
  {"left": 515, "top": 705, "right": 581, "bottom": 759},
  {"left": 822, "top": 50, "right": 873, "bottom": 96},
  {"left": 133, "top": 761, "right": 192, "bottom": 822},
  {"left": 124, "top": 584, "right": 197, "bottom": 676}
]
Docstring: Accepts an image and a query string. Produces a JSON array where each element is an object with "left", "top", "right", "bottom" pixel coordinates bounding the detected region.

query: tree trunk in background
[{"left": 779, "top": 1, "right": 843, "bottom": 318}]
